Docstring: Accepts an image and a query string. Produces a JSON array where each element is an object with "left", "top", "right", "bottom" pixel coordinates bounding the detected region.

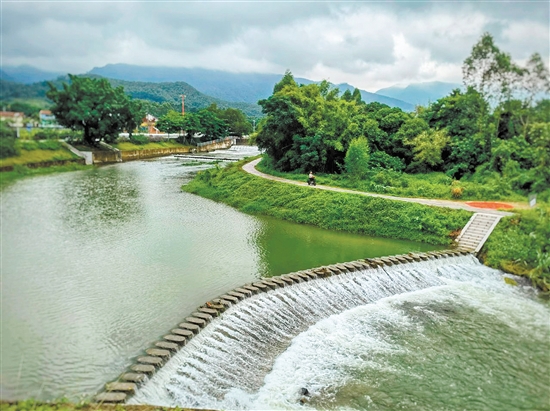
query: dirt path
[{"left": 242, "top": 158, "right": 514, "bottom": 217}]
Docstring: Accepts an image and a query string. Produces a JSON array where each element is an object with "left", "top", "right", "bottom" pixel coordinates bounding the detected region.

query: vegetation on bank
[
  {"left": 112, "top": 140, "right": 189, "bottom": 151},
  {"left": 256, "top": 157, "right": 527, "bottom": 202},
  {"left": 481, "top": 208, "right": 550, "bottom": 291},
  {"left": 183, "top": 160, "right": 471, "bottom": 245},
  {"left": 0, "top": 400, "right": 197, "bottom": 411},
  {"left": 255, "top": 33, "right": 549, "bottom": 204}
]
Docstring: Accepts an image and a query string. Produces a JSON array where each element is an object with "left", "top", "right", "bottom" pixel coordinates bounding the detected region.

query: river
[{"left": 1, "top": 149, "right": 441, "bottom": 401}]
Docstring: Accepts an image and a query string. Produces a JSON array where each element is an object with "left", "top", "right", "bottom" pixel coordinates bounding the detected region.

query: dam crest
[{"left": 97, "top": 249, "right": 479, "bottom": 407}]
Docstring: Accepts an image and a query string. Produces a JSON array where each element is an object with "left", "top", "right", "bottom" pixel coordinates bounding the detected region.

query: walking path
[
  {"left": 242, "top": 158, "right": 514, "bottom": 253},
  {"left": 243, "top": 158, "right": 514, "bottom": 217}
]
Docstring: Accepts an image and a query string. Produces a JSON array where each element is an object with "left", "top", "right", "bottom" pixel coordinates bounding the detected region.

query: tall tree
[{"left": 47, "top": 74, "right": 143, "bottom": 145}]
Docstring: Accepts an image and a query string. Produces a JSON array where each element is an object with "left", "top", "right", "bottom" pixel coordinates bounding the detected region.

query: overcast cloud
[{"left": 2, "top": 0, "right": 548, "bottom": 91}]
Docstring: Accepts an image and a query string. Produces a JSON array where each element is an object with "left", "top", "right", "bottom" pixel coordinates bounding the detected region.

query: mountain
[
  {"left": 336, "top": 83, "right": 414, "bottom": 111},
  {"left": 88, "top": 64, "right": 414, "bottom": 110},
  {"left": 0, "top": 76, "right": 263, "bottom": 117},
  {"left": 2, "top": 65, "right": 64, "bottom": 84},
  {"left": 375, "top": 81, "right": 463, "bottom": 107}
]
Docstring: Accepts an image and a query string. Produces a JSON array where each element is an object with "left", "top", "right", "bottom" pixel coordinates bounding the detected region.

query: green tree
[
  {"left": 197, "top": 109, "right": 227, "bottom": 140},
  {"left": 405, "top": 128, "right": 449, "bottom": 171},
  {"left": 156, "top": 110, "right": 185, "bottom": 135},
  {"left": 218, "top": 108, "right": 252, "bottom": 137},
  {"left": 47, "top": 75, "right": 143, "bottom": 145},
  {"left": 0, "top": 121, "right": 17, "bottom": 158},
  {"left": 422, "top": 87, "right": 490, "bottom": 176},
  {"left": 345, "top": 137, "right": 370, "bottom": 179}
]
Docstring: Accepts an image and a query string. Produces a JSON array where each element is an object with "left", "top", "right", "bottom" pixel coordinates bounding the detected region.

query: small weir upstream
[{"left": 130, "top": 255, "right": 549, "bottom": 410}]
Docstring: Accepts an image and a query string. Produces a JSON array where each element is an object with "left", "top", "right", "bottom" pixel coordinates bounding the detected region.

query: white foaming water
[{"left": 130, "top": 256, "right": 546, "bottom": 410}]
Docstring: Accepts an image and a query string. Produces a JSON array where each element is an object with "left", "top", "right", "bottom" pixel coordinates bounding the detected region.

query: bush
[
  {"left": 0, "top": 122, "right": 17, "bottom": 158},
  {"left": 368, "top": 151, "right": 405, "bottom": 171},
  {"left": 345, "top": 137, "right": 370, "bottom": 179},
  {"left": 482, "top": 208, "right": 550, "bottom": 291},
  {"left": 129, "top": 134, "right": 150, "bottom": 145}
]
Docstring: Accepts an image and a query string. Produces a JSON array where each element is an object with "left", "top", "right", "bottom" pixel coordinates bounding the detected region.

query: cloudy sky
[{"left": 2, "top": 0, "right": 549, "bottom": 91}]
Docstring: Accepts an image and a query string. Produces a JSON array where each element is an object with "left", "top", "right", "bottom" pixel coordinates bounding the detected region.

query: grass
[
  {"left": 112, "top": 141, "right": 189, "bottom": 151},
  {"left": 0, "top": 140, "right": 80, "bottom": 168},
  {"left": 0, "top": 163, "right": 90, "bottom": 190},
  {"left": 480, "top": 207, "right": 550, "bottom": 292},
  {"left": 256, "top": 158, "right": 528, "bottom": 203},
  {"left": 183, "top": 160, "right": 472, "bottom": 245},
  {"left": 0, "top": 400, "right": 205, "bottom": 411}
]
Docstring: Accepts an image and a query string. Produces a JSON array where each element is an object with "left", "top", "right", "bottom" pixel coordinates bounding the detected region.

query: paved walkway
[{"left": 242, "top": 158, "right": 514, "bottom": 217}]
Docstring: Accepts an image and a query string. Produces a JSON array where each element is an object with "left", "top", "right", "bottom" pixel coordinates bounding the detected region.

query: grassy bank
[
  {"left": 0, "top": 163, "right": 90, "bottom": 190},
  {"left": 0, "top": 400, "right": 206, "bottom": 411},
  {"left": 481, "top": 208, "right": 550, "bottom": 291},
  {"left": 112, "top": 141, "right": 189, "bottom": 151},
  {"left": 0, "top": 140, "right": 80, "bottom": 168},
  {"left": 256, "top": 158, "right": 528, "bottom": 203},
  {"left": 183, "top": 160, "right": 471, "bottom": 245}
]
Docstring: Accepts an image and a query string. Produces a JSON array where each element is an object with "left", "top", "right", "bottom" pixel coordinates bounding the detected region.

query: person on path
[{"left": 308, "top": 171, "right": 316, "bottom": 186}]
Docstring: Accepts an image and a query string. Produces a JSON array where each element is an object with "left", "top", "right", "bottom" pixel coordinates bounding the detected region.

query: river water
[{"left": 1, "top": 149, "right": 440, "bottom": 402}]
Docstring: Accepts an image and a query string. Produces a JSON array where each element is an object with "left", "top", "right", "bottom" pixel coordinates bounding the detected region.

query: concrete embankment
[
  {"left": 72, "top": 138, "right": 235, "bottom": 165},
  {"left": 95, "top": 248, "right": 472, "bottom": 404}
]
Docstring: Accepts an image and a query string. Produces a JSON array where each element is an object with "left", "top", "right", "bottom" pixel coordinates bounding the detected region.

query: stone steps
[
  {"left": 94, "top": 248, "right": 474, "bottom": 405},
  {"left": 456, "top": 213, "right": 502, "bottom": 253}
]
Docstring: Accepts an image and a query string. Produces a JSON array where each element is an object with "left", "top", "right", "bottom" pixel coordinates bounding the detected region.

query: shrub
[
  {"left": 368, "top": 151, "right": 405, "bottom": 171},
  {"left": 129, "top": 134, "right": 150, "bottom": 145},
  {"left": 0, "top": 122, "right": 17, "bottom": 158},
  {"left": 345, "top": 137, "right": 370, "bottom": 179}
]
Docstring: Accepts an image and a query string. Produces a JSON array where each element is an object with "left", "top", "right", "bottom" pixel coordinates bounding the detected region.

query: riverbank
[
  {"left": 182, "top": 160, "right": 471, "bottom": 245},
  {"left": 0, "top": 401, "right": 211, "bottom": 411},
  {"left": 183, "top": 159, "right": 549, "bottom": 290}
]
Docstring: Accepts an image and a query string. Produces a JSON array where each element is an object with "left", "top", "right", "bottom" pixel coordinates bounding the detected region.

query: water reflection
[
  {"left": 61, "top": 166, "right": 143, "bottom": 231},
  {"left": 254, "top": 215, "right": 442, "bottom": 276}
]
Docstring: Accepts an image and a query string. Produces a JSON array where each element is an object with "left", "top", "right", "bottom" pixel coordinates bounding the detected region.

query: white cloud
[{"left": 1, "top": 1, "right": 548, "bottom": 91}]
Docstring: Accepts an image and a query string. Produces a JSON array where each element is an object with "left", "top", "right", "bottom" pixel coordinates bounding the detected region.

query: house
[
  {"left": 39, "top": 110, "right": 58, "bottom": 127},
  {"left": 0, "top": 111, "right": 24, "bottom": 128},
  {"left": 140, "top": 114, "right": 160, "bottom": 134}
]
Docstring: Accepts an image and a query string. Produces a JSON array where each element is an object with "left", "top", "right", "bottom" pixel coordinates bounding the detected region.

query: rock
[
  {"left": 137, "top": 356, "right": 163, "bottom": 366},
  {"left": 130, "top": 364, "right": 155, "bottom": 374},
  {"left": 163, "top": 333, "right": 188, "bottom": 344},
  {"left": 95, "top": 392, "right": 127, "bottom": 403},
  {"left": 171, "top": 328, "right": 194, "bottom": 337},
  {"left": 192, "top": 312, "right": 213, "bottom": 322},
  {"left": 155, "top": 341, "right": 179, "bottom": 351},
  {"left": 145, "top": 348, "right": 171, "bottom": 359},
  {"left": 105, "top": 382, "right": 136, "bottom": 393},
  {"left": 185, "top": 316, "right": 207, "bottom": 327},
  {"left": 120, "top": 373, "right": 146, "bottom": 383},
  {"left": 179, "top": 322, "right": 201, "bottom": 333}
]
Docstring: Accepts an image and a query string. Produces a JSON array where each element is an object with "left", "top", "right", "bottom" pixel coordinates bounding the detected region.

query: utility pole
[{"left": 180, "top": 95, "right": 186, "bottom": 115}]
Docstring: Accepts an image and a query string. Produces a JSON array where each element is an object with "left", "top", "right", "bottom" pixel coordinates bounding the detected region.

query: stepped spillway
[{"left": 126, "top": 253, "right": 494, "bottom": 408}]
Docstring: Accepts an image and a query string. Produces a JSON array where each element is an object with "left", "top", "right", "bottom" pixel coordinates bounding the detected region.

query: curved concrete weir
[{"left": 95, "top": 249, "right": 473, "bottom": 405}]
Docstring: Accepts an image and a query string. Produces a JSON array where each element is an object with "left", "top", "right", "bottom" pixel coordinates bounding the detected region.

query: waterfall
[{"left": 129, "top": 255, "right": 537, "bottom": 409}]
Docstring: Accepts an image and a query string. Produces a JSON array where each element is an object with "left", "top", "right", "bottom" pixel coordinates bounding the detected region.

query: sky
[{"left": 1, "top": 0, "right": 549, "bottom": 91}]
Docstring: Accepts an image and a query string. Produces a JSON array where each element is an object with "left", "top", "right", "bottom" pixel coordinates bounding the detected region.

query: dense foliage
[
  {"left": 47, "top": 75, "right": 143, "bottom": 145},
  {"left": 183, "top": 161, "right": 471, "bottom": 245},
  {"left": 256, "top": 33, "right": 549, "bottom": 201},
  {"left": 0, "top": 121, "right": 17, "bottom": 158},
  {"left": 481, "top": 208, "right": 550, "bottom": 291}
]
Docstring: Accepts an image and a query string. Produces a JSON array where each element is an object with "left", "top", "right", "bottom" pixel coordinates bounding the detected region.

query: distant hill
[
  {"left": 0, "top": 76, "right": 263, "bottom": 117},
  {"left": 88, "top": 64, "right": 414, "bottom": 110},
  {"left": 336, "top": 83, "right": 414, "bottom": 111},
  {"left": 1, "top": 70, "right": 16, "bottom": 82},
  {"left": 2, "top": 65, "right": 64, "bottom": 84},
  {"left": 375, "top": 81, "right": 463, "bottom": 107}
]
